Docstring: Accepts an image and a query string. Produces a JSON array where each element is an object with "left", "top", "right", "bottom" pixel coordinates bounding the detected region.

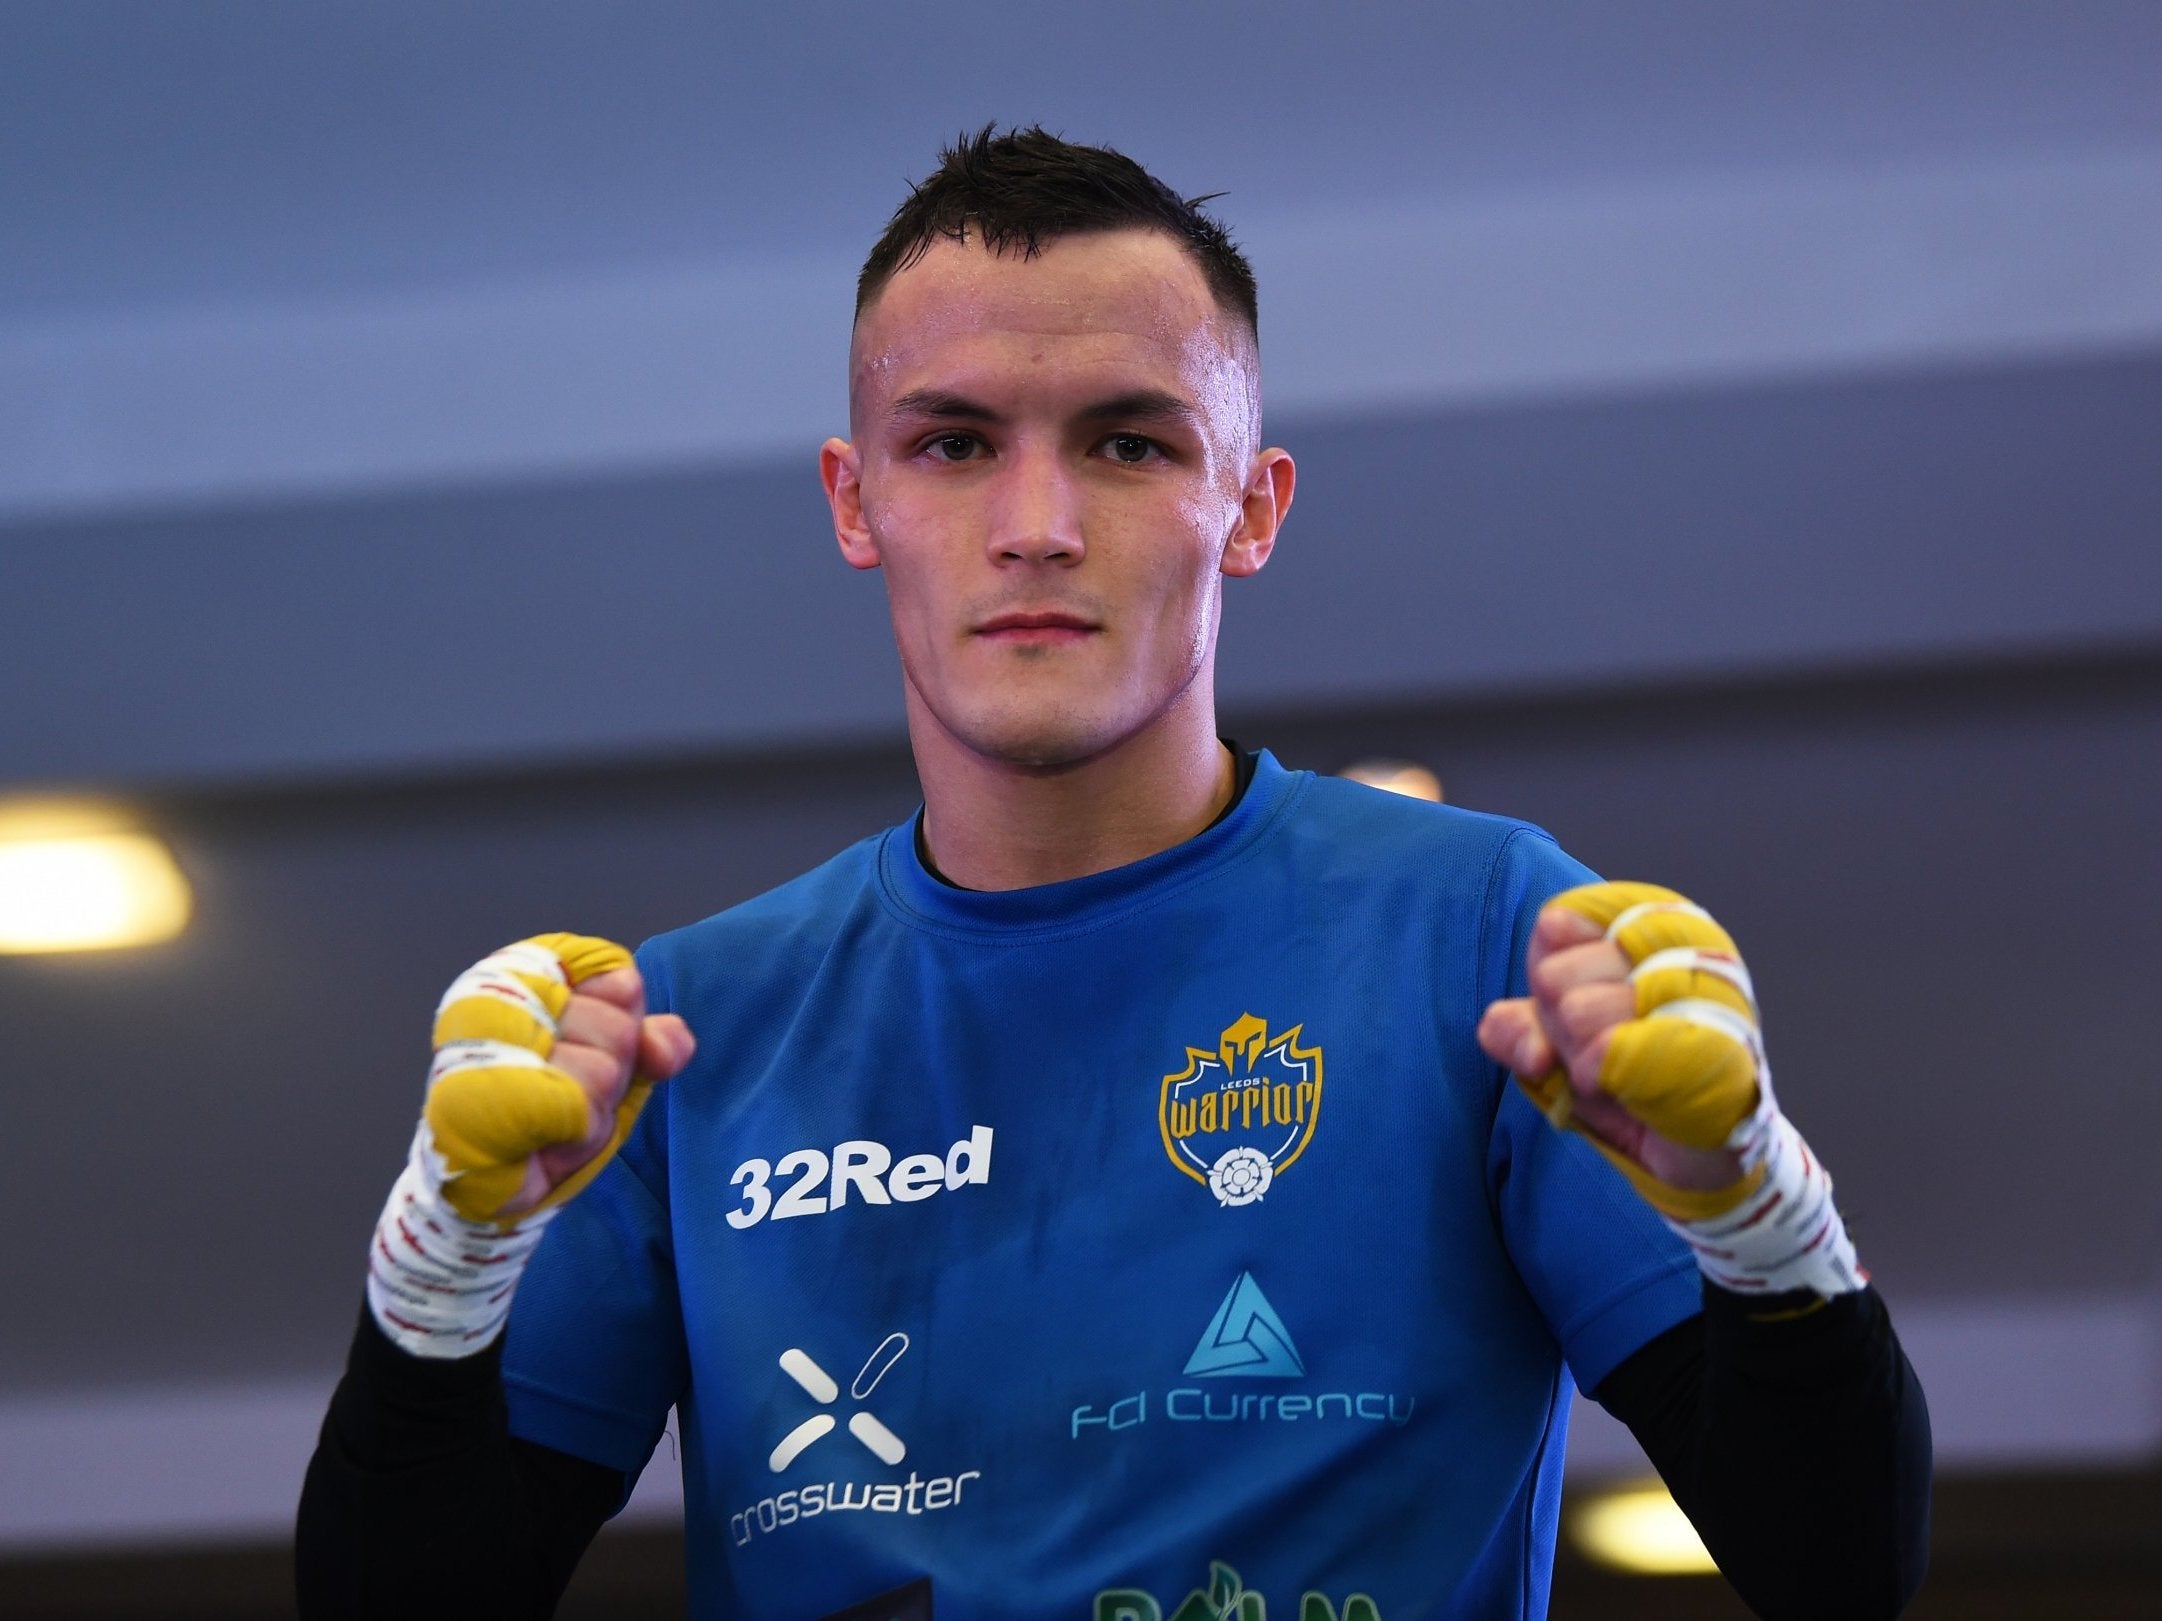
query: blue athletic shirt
[{"left": 502, "top": 751, "right": 1701, "bottom": 1620}]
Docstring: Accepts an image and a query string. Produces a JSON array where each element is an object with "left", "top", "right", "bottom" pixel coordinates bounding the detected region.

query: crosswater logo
[
  {"left": 1094, "top": 1559, "right": 1383, "bottom": 1621},
  {"left": 1070, "top": 1272, "right": 1413, "bottom": 1439},
  {"left": 1160, "top": 1015, "right": 1322, "bottom": 1206},
  {"left": 767, "top": 1333, "right": 911, "bottom": 1471},
  {"left": 730, "top": 1330, "right": 983, "bottom": 1549}
]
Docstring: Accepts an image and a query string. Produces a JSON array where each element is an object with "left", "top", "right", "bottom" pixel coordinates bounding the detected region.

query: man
[{"left": 298, "top": 128, "right": 1930, "bottom": 1619}]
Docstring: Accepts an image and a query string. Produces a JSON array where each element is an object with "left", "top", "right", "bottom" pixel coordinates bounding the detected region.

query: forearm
[
  {"left": 1598, "top": 1283, "right": 1932, "bottom": 1621},
  {"left": 295, "top": 1304, "right": 622, "bottom": 1621}
]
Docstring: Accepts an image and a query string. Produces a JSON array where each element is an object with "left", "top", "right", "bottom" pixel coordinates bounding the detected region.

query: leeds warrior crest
[{"left": 1159, "top": 1013, "right": 1324, "bottom": 1206}]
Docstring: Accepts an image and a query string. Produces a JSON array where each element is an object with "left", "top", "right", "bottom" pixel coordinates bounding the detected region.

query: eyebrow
[
  {"left": 1078, "top": 389, "right": 1203, "bottom": 428},
  {"left": 886, "top": 387, "right": 1203, "bottom": 428},
  {"left": 889, "top": 389, "right": 1002, "bottom": 422}
]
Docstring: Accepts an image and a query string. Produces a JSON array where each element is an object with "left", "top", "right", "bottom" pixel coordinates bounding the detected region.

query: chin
[{"left": 955, "top": 702, "right": 1129, "bottom": 773}]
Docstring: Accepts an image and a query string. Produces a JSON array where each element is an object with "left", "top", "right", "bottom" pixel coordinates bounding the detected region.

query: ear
[
  {"left": 1221, "top": 448, "right": 1296, "bottom": 579},
  {"left": 821, "top": 437, "right": 880, "bottom": 570}
]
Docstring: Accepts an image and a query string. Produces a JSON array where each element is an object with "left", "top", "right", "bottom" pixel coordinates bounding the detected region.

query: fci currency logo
[
  {"left": 1160, "top": 1014, "right": 1323, "bottom": 1205},
  {"left": 1184, "top": 1272, "right": 1304, "bottom": 1378},
  {"left": 1070, "top": 1272, "right": 1414, "bottom": 1440}
]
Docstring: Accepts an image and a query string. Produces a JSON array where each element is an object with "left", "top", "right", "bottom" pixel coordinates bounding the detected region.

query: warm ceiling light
[
  {"left": 1338, "top": 759, "right": 1444, "bottom": 803},
  {"left": 0, "top": 806, "right": 192, "bottom": 954},
  {"left": 1569, "top": 1481, "right": 1718, "bottom": 1575}
]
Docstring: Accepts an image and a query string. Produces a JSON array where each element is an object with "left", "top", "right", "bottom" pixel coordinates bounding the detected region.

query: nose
[{"left": 987, "top": 445, "right": 1085, "bottom": 567}]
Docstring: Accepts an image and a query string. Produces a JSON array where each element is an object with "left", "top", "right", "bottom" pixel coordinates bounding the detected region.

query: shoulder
[
  {"left": 633, "top": 828, "right": 891, "bottom": 1012},
  {"left": 1275, "top": 773, "right": 1596, "bottom": 1002},
  {"left": 1281, "top": 770, "right": 1583, "bottom": 890}
]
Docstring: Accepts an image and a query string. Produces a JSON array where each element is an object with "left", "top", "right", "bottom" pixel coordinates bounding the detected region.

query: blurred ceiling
[{"left": 8, "top": 1, "right": 2159, "bottom": 313}]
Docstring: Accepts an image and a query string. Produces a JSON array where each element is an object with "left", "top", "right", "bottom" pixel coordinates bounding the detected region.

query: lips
[
  {"left": 975, "top": 610, "right": 1098, "bottom": 633},
  {"left": 973, "top": 610, "right": 1100, "bottom": 643}
]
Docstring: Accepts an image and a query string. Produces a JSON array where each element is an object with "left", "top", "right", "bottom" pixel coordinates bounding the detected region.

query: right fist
[{"left": 424, "top": 934, "right": 696, "bottom": 1223}]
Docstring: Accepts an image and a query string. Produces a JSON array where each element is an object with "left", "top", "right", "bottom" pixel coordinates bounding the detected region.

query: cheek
[
  {"left": 885, "top": 570, "right": 957, "bottom": 687},
  {"left": 861, "top": 528, "right": 952, "bottom": 684},
  {"left": 1125, "top": 512, "right": 1229, "bottom": 667},
  {"left": 864, "top": 497, "right": 954, "bottom": 610},
  {"left": 1158, "top": 493, "right": 1236, "bottom": 605}
]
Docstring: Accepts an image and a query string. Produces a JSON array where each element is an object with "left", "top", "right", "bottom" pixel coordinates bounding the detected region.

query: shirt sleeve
[
  {"left": 1477, "top": 827, "right": 1705, "bottom": 1392},
  {"left": 499, "top": 948, "right": 690, "bottom": 1481}
]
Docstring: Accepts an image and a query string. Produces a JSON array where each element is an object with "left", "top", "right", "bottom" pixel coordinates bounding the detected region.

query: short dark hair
[{"left": 855, "top": 125, "right": 1258, "bottom": 341}]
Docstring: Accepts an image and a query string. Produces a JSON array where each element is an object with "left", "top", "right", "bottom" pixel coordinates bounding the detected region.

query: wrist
[
  {"left": 365, "top": 1125, "right": 556, "bottom": 1359},
  {"left": 1667, "top": 1111, "right": 1866, "bottom": 1299}
]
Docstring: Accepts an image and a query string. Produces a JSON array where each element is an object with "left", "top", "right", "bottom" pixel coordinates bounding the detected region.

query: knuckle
[
  {"left": 550, "top": 1041, "right": 623, "bottom": 1098},
  {"left": 1556, "top": 983, "right": 1619, "bottom": 1040},
  {"left": 563, "top": 994, "right": 637, "bottom": 1046}
]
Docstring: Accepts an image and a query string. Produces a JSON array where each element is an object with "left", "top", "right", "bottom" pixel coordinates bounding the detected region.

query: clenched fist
[
  {"left": 368, "top": 934, "right": 696, "bottom": 1358},
  {"left": 426, "top": 934, "right": 697, "bottom": 1223},
  {"left": 1478, "top": 882, "right": 1863, "bottom": 1298},
  {"left": 1477, "top": 882, "right": 1763, "bottom": 1220}
]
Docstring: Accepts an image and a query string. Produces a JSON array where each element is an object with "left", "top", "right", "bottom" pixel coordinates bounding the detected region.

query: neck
[{"left": 908, "top": 683, "right": 1237, "bottom": 892}]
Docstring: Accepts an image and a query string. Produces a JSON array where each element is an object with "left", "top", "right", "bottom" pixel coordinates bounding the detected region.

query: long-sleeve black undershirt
[
  {"left": 296, "top": 1307, "right": 623, "bottom": 1620},
  {"left": 1592, "top": 1283, "right": 1931, "bottom": 1620},
  {"left": 295, "top": 1281, "right": 1929, "bottom": 1619}
]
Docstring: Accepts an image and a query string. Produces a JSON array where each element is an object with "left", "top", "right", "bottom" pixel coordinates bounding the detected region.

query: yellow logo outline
[{"left": 1158, "top": 1013, "right": 1325, "bottom": 1190}]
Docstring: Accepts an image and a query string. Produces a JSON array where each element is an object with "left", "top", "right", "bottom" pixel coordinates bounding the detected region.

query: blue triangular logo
[{"left": 1183, "top": 1271, "right": 1305, "bottom": 1378}]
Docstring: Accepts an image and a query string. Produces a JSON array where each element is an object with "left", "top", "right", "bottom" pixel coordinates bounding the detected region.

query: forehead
[{"left": 851, "top": 228, "right": 1251, "bottom": 417}]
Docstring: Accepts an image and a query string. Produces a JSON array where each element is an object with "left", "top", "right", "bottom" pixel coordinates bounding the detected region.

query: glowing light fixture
[
  {"left": 1569, "top": 1480, "right": 1718, "bottom": 1575},
  {"left": 0, "top": 805, "right": 192, "bottom": 954},
  {"left": 1337, "top": 759, "right": 1445, "bottom": 803}
]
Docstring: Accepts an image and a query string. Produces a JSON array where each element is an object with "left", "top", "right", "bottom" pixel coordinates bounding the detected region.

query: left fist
[{"left": 1477, "top": 881, "right": 1770, "bottom": 1221}]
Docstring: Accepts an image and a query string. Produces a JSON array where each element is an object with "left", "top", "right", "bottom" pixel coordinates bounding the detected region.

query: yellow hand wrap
[
  {"left": 424, "top": 932, "right": 649, "bottom": 1224},
  {"left": 369, "top": 932, "right": 658, "bottom": 1357},
  {"left": 1517, "top": 881, "right": 1772, "bottom": 1222},
  {"left": 1510, "top": 882, "right": 1863, "bottom": 1297}
]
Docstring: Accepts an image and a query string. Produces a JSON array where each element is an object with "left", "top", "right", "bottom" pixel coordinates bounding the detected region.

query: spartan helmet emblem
[{"left": 1220, "top": 1012, "right": 1270, "bottom": 1071}]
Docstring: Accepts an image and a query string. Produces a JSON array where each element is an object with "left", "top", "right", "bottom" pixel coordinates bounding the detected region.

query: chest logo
[
  {"left": 769, "top": 1333, "right": 912, "bottom": 1472},
  {"left": 726, "top": 1125, "right": 992, "bottom": 1230},
  {"left": 1159, "top": 1013, "right": 1323, "bottom": 1206},
  {"left": 733, "top": 1328, "right": 986, "bottom": 1551},
  {"left": 1184, "top": 1271, "right": 1305, "bottom": 1378}
]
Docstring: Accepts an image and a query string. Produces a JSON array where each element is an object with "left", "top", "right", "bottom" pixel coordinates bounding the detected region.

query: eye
[
  {"left": 922, "top": 432, "right": 983, "bottom": 463},
  {"left": 1102, "top": 433, "right": 1161, "bottom": 465}
]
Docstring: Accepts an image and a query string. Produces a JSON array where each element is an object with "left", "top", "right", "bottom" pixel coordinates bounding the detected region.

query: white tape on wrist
[
  {"left": 365, "top": 1123, "right": 555, "bottom": 1359},
  {"left": 1668, "top": 1108, "right": 1865, "bottom": 1299}
]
